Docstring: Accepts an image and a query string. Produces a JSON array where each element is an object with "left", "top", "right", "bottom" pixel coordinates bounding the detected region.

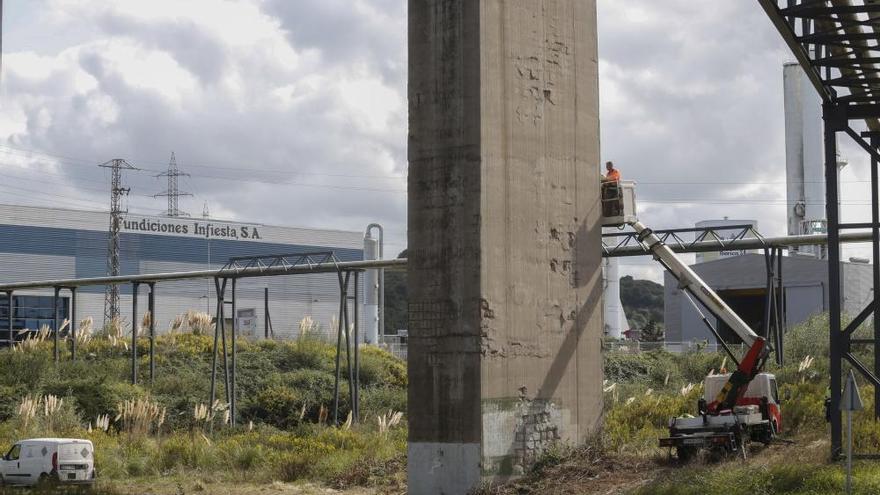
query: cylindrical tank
[
  {"left": 784, "top": 62, "right": 827, "bottom": 258},
  {"left": 363, "top": 234, "right": 380, "bottom": 344},
  {"left": 783, "top": 62, "right": 806, "bottom": 237},
  {"left": 603, "top": 257, "right": 624, "bottom": 339},
  {"left": 801, "top": 72, "right": 825, "bottom": 226}
]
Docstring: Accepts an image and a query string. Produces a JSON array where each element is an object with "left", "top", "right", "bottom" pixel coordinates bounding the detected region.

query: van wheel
[{"left": 36, "top": 472, "right": 57, "bottom": 489}]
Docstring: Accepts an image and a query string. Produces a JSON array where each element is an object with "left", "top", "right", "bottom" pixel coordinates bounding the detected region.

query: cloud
[
  {"left": 597, "top": 0, "right": 876, "bottom": 275},
  {"left": 1, "top": 0, "right": 873, "bottom": 269},
  {"left": 0, "top": 0, "right": 408, "bottom": 252}
]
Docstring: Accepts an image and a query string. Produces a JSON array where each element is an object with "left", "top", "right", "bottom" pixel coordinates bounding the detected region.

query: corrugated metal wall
[{"left": 0, "top": 204, "right": 365, "bottom": 341}]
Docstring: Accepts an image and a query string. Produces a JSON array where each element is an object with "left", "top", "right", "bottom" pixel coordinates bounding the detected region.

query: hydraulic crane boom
[
  {"left": 631, "top": 221, "right": 758, "bottom": 346},
  {"left": 630, "top": 220, "right": 770, "bottom": 413}
]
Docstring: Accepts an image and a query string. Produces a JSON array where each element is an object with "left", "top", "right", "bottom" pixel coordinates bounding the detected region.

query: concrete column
[{"left": 407, "top": 1, "right": 603, "bottom": 492}]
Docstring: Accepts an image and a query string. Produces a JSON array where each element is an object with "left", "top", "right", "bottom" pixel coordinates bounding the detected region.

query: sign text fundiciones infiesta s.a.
[{"left": 118, "top": 218, "right": 262, "bottom": 240}]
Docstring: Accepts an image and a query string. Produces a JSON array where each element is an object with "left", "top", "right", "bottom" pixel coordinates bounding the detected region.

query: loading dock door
[{"left": 785, "top": 285, "right": 824, "bottom": 328}]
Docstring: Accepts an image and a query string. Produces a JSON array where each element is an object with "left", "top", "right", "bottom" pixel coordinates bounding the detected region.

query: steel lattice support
[
  {"left": 99, "top": 159, "right": 136, "bottom": 326},
  {"left": 822, "top": 99, "right": 880, "bottom": 459},
  {"left": 154, "top": 152, "right": 192, "bottom": 217},
  {"left": 762, "top": 247, "right": 786, "bottom": 366},
  {"left": 758, "top": 0, "right": 880, "bottom": 458}
]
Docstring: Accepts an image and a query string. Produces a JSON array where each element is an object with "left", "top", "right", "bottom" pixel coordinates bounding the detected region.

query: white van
[{"left": 0, "top": 438, "right": 95, "bottom": 486}]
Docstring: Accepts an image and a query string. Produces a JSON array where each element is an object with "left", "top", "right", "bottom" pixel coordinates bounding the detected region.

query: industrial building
[
  {"left": 0, "top": 203, "right": 371, "bottom": 342},
  {"left": 664, "top": 253, "right": 872, "bottom": 346}
]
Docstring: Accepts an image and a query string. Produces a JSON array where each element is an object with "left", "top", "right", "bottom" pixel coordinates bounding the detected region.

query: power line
[
  {"left": 0, "top": 144, "right": 407, "bottom": 179},
  {"left": 7, "top": 143, "right": 880, "bottom": 202},
  {"left": 0, "top": 145, "right": 407, "bottom": 192}
]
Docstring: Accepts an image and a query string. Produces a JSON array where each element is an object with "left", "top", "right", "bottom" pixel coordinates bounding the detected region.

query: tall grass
[{"left": 0, "top": 312, "right": 408, "bottom": 490}]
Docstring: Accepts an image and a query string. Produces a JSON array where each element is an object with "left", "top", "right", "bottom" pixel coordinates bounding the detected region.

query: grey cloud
[
  {"left": 599, "top": 1, "right": 790, "bottom": 222},
  {"left": 5, "top": 0, "right": 825, "bottom": 270},
  {"left": 94, "top": 13, "right": 230, "bottom": 84},
  {"left": 263, "top": 0, "right": 406, "bottom": 86}
]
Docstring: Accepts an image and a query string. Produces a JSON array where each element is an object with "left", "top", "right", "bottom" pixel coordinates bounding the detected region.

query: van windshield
[{"left": 5, "top": 444, "right": 20, "bottom": 461}]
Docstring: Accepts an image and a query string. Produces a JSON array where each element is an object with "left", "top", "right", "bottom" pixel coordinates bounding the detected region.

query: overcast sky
[{"left": 0, "top": 1, "right": 875, "bottom": 280}]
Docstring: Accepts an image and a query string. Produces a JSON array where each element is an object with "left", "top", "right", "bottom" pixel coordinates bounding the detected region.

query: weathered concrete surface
[{"left": 408, "top": 1, "right": 603, "bottom": 492}]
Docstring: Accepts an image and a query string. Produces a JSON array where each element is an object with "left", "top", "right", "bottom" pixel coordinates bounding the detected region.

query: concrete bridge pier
[{"left": 407, "top": 1, "right": 604, "bottom": 492}]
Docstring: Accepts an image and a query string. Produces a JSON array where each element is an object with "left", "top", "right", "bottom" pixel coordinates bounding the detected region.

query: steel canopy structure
[
  {"left": 759, "top": 0, "right": 880, "bottom": 458},
  {"left": 602, "top": 225, "right": 873, "bottom": 257}
]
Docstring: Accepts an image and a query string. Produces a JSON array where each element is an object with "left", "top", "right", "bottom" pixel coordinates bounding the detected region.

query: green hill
[{"left": 620, "top": 275, "right": 664, "bottom": 331}]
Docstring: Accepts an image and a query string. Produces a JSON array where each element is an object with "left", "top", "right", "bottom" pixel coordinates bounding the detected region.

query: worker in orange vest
[
  {"left": 601, "top": 161, "right": 622, "bottom": 217},
  {"left": 603, "top": 161, "right": 621, "bottom": 182}
]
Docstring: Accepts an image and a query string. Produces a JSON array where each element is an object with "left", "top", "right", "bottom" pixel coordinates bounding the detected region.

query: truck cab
[
  {"left": 661, "top": 372, "right": 781, "bottom": 460},
  {"left": 703, "top": 372, "right": 782, "bottom": 434},
  {"left": 0, "top": 438, "right": 95, "bottom": 486}
]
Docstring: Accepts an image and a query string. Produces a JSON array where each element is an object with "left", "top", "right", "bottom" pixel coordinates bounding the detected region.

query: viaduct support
[{"left": 407, "top": 1, "right": 603, "bottom": 491}]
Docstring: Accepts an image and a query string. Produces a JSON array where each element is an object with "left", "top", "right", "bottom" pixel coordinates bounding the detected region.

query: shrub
[
  {"left": 243, "top": 384, "right": 302, "bottom": 429},
  {"left": 355, "top": 346, "right": 407, "bottom": 388},
  {"left": 785, "top": 313, "right": 831, "bottom": 364},
  {"left": 159, "top": 434, "right": 216, "bottom": 471},
  {"left": 360, "top": 386, "right": 407, "bottom": 419},
  {"left": 43, "top": 377, "right": 143, "bottom": 421},
  {"left": 604, "top": 387, "right": 699, "bottom": 452}
]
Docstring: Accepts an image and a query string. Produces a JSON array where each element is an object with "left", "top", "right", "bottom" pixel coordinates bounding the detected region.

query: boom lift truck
[{"left": 602, "top": 181, "right": 781, "bottom": 461}]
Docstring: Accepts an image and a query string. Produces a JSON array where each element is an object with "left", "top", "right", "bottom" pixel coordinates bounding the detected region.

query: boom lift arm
[{"left": 630, "top": 220, "right": 770, "bottom": 413}]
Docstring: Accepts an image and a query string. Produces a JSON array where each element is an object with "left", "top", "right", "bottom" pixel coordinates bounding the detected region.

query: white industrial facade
[
  {"left": 665, "top": 254, "right": 873, "bottom": 346},
  {"left": 0, "top": 204, "right": 365, "bottom": 341}
]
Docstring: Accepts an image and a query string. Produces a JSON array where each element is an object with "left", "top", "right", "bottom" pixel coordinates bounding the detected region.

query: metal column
[
  {"left": 148, "top": 282, "right": 156, "bottom": 384},
  {"left": 209, "top": 278, "right": 221, "bottom": 407},
  {"left": 70, "top": 288, "right": 77, "bottom": 361},
  {"left": 264, "top": 287, "right": 269, "bottom": 339},
  {"left": 762, "top": 247, "right": 785, "bottom": 366},
  {"left": 332, "top": 272, "right": 346, "bottom": 424},
  {"left": 824, "top": 104, "right": 843, "bottom": 458},
  {"left": 333, "top": 270, "right": 355, "bottom": 425},
  {"left": 343, "top": 272, "right": 354, "bottom": 423},
  {"left": 6, "top": 291, "right": 12, "bottom": 347},
  {"left": 353, "top": 270, "right": 360, "bottom": 422},
  {"left": 230, "top": 278, "right": 237, "bottom": 426},
  {"left": 209, "top": 277, "right": 230, "bottom": 409},
  {"left": 53, "top": 286, "right": 60, "bottom": 362},
  {"left": 867, "top": 131, "right": 880, "bottom": 421},
  {"left": 131, "top": 282, "right": 139, "bottom": 385}
]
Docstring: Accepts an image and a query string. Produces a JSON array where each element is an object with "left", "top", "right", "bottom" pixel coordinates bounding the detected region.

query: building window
[{"left": 0, "top": 296, "right": 69, "bottom": 336}]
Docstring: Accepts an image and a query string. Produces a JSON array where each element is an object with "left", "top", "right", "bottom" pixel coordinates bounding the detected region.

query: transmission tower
[
  {"left": 154, "top": 152, "right": 192, "bottom": 217},
  {"left": 99, "top": 158, "right": 137, "bottom": 325}
]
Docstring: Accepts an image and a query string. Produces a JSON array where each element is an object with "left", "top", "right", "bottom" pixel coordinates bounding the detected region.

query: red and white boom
[{"left": 630, "top": 220, "right": 770, "bottom": 413}]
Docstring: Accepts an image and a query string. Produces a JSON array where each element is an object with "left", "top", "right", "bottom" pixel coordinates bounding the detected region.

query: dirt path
[
  {"left": 99, "top": 479, "right": 389, "bottom": 495},
  {"left": 476, "top": 448, "right": 668, "bottom": 495},
  {"left": 479, "top": 438, "right": 818, "bottom": 495}
]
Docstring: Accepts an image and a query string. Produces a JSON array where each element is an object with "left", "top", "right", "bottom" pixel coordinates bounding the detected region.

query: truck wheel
[
  {"left": 707, "top": 447, "right": 727, "bottom": 463},
  {"left": 676, "top": 446, "right": 697, "bottom": 463}
]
